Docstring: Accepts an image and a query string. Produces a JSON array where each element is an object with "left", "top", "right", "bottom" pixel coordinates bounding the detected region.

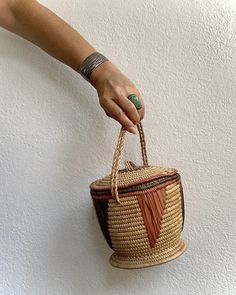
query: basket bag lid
[
  {"left": 90, "top": 162, "right": 177, "bottom": 191},
  {"left": 90, "top": 122, "right": 178, "bottom": 202}
]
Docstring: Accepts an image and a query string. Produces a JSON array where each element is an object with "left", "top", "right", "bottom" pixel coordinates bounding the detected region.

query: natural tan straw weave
[{"left": 90, "top": 122, "right": 187, "bottom": 269}]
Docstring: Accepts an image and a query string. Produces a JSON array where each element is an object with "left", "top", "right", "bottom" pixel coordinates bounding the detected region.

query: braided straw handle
[{"left": 110, "top": 121, "right": 149, "bottom": 203}]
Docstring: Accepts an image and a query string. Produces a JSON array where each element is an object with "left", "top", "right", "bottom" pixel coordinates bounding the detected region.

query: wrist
[
  {"left": 89, "top": 60, "right": 116, "bottom": 88},
  {"left": 77, "top": 51, "right": 109, "bottom": 83}
]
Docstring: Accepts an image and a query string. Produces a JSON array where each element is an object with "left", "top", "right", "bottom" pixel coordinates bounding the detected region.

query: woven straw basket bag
[{"left": 90, "top": 122, "right": 187, "bottom": 269}]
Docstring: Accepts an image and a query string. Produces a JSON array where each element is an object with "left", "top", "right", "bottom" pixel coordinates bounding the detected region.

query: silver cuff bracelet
[{"left": 78, "top": 52, "right": 109, "bottom": 82}]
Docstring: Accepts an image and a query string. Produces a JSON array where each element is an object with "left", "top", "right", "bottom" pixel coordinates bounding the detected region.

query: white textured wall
[{"left": 0, "top": 0, "right": 235, "bottom": 294}]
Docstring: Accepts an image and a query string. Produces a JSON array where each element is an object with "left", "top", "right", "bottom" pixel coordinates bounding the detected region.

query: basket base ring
[{"left": 109, "top": 239, "right": 187, "bottom": 269}]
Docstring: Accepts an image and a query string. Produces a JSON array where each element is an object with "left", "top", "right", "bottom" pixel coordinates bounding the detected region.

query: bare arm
[
  {"left": 0, "top": 0, "right": 145, "bottom": 134},
  {"left": 0, "top": 0, "right": 96, "bottom": 70}
]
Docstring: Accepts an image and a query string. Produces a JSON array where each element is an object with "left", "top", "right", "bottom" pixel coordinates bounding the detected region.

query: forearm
[{"left": 0, "top": 0, "right": 97, "bottom": 70}]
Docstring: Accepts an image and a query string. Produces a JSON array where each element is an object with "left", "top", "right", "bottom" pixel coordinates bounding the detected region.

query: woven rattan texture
[
  {"left": 107, "top": 180, "right": 186, "bottom": 268},
  {"left": 90, "top": 165, "right": 177, "bottom": 191}
]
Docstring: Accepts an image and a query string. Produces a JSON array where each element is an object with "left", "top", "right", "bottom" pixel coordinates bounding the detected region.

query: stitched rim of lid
[
  {"left": 90, "top": 165, "right": 178, "bottom": 191},
  {"left": 91, "top": 174, "right": 180, "bottom": 197}
]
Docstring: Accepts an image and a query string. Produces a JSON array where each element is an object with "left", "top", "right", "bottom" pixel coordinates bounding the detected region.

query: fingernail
[{"left": 130, "top": 126, "right": 137, "bottom": 134}]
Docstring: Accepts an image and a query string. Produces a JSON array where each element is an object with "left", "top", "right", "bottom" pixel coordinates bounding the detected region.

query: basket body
[{"left": 90, "top": 164, "right": 187, "bottom": 269}]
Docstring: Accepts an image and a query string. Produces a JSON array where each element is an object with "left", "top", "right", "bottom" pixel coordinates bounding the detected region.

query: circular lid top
[{"left": 90, "top": 161, "right": 177, "bottom": 192}]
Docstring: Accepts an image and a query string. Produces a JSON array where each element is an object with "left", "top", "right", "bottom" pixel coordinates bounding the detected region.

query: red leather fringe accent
[{"left": 137, "top": 188, "right": 166, "bottom": 248}]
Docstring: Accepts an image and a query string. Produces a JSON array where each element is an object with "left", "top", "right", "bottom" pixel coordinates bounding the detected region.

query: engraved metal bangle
[{"left": 78, "top": 52, "right": 109, "bottom": 82}]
